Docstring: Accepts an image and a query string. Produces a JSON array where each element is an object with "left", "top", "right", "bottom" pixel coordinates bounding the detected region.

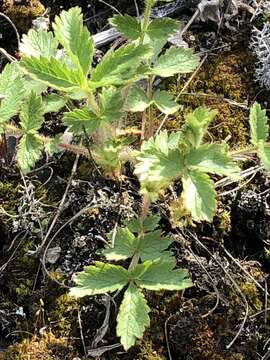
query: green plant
[
  {"left": 135, "top": 107, "right": 240, "bottom": 221},
  {"left": 0, "top": 0, "right": 270, "bottom": 352},
  {"left": 70, "top": 214, "right": 192, "bottom": 350},
  {"left": 0, "top": 1, "right": 197, "bottom": 174}
]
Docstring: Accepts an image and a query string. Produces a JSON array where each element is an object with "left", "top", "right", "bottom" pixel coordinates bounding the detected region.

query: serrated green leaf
[
  {"left": 181, "top": 107, "right": 218, "bottom": 149},
  {"left": 135, "top": 131, "right": 184, "bottom": 190},
  {"left": 125, "top": 214, "right": 160, "bottom": 233},
  {"left": 43, "top": 93, "right": 67, "bottom": 113},
  {"left": 70, "top": 262, "right": 129, "bottom": 297},
  {"left": 258, "top": 141, "right": 270, "bottom": 171},
  {"left": 23, "top": 76, "right": 48, "bottom": 94},
  {"left": 20, "top": 29, "right": 58, "bottom": 57},
  {"left": 99, "top": 87, "right": 123, "bottom": 122},
  {"left": 44, "top": 135, "right": 61, "bottom": 155},
  {"left": 63, "top": 107, "right": 99, "bottom": 134},
  {"left": 20, "top": 56, "right": 85, "bottom": 91},
  {"left": 182, "top": 169, "right": 216, "bottom": 221},
  {"left": 90, "top": 44, "right": 152, "bottom": 88},
  {"left": 153, "top": 89, "right": 180, "bottom": 114},
  {"left": 133, "top": 258, "right": 193, "bottom": 291},
  {"left": 19, "top": 92, "right": 44, "bottom": 133},
  {"left": 104, "top": 219, "right": 171, "bottom": 262},
  {"left": 116, "top": 285, "right": 150, "bottom": 351},
  {"left": 150, "top": 47, "right": 198, "bottom": 77},
  {"left": 109, "top": 15, "right": 142, "bottom": 40},
  {"left": 104, "top": 227, "right": 137, "bottom": 261},
  {"left": 126, "top": 85, "right": 150, "bottom": 112},
  {"left": 147, "top": 18, "right": 179, "bottom": 41},
  {"left": 139, "top": 230, "right": 173, "bottom": 261},
  {"left": 93, "top": 137, "right": 125, "bottom": 172},
  {"left": 0, "top": 63, "right": 25, "bottom": 132},
  {"left": 249, "top": 102, "right": 269, "bottom": 145},
  {"left": 53, "top": 7, "right": 94, "bottom": 76},
  {"left": 17, "top": 134, "right": 43, "bottom": 173},
  {"left": 186, "top": 143, "right": 240, "bottom": 178}
]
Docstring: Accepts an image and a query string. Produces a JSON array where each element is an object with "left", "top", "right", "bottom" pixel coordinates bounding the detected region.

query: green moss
[
  {"left": 136, "top": 339, "right": 166, "bottom": 360},
  {"left": 0, "top": 333, "right": 79, "bottom": 360},
  {"left": 49, "top": 293, "right": 79, "bottom": 337},
  {"left": 240, "top": 281, "right": 262, "bottom": 311},
  {"left": 167, "top": 50, "right": 256, "bottom": 148},
  {"left": 0, "top": 181, "right": 20, "bottom": 216}
]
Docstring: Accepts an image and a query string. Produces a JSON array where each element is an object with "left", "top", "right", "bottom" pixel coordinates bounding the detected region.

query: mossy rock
[{"left": 2, "top": 0, "right": 45, "bottom": 34}]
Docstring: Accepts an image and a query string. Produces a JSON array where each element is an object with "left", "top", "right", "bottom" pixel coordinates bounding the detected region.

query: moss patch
[
  {"left": 0, "top": 333, "right": 79, "bottom": 360},
  {"left": 167, "top": 50, "right": 257, "bottom": 148}
]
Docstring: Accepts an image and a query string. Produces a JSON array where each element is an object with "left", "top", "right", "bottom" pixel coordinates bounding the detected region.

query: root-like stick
[
  {"left": 78, "top": 310, "right": 87, "bottom": 356},
  {"left": 164, "top": 314, "right": 174, "bottom": 360},
  {"left": 0, "top": 12, "right": 20, "bottom": 49},
  {"left": 41, "top": 202, "right": 104, "bottom": 288},
  {"left": 222, "top": 245, "right": 269, "bottom": 297},
  {"left": 187, "top": 246, "right": 220, "bottom": 318}
]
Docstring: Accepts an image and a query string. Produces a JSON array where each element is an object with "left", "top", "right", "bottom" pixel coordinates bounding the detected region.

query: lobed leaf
[
  {"left": 147, "top": 18, "right": 179, "bottom": 41},
  {"left": 249, "top": 102, "right": 269, "bottom": 145},
  {"left": 186, "top": 143, "right": 240, "bottom": 178},
  {"left": 109, "top": 15, "right": 142, "bottom": 40},
  {"left": 182, "top": 169, "right": 216, "bottom": 221},
  {"left": 44, "top": 136, "right": 61, "bottom": 156},
  {"left": 116, "top": 285, "right": 150, "bottom": 350},
  {"left": 139, "top": 230, "right": 173, "bottom": 261},
  {"left": 90, "top": 44, "right": 152, "bottom": 88},
  {"left": 125, "top": 214, "right": 160, "bottom": 233},
  {"left": 257, "top": 141, "right": 270, "bottom": 171},
  {"left": 20, "top": 56, "right": 85, "bottom": 91},
  {"left": 99, "top": 87, "right": 124, "bottom": 122},
  {"left": 53, "top": 7, "right": 94, "bottom": 76},
  {"left": 0, "top": 63, "right": 25, "bottom": 132},
  {"left": 20, "top": 29, "right": 58, "bottom": 58},
  {"left": 135, "top": 131, "right": 184, "bottom": 190},
  {"left": 70, "top": 262, "right": 129, "bottom": 297},
  {"left": 43, "top": 93, "right": 67, "bottom": 113},
  {"left": 153, "top": 89, "right": 180, "bottom": 115},
  {"left": 104, "top": 227, "right": 138, "bottom": 261},
  {"left": 132, "top": 258, "right": 193, "bottom": 291},
  {"left": 126, "top": 85, "right": 150, "bottom": 112},
  {"left": 63, "top": 107, "right": 99, "bottom": 134},
  {"left": 150, "top": 47, "right": 198, "bottom": 77},
  {"left": 181, "top": 107, "right": 218, "bottom": 149},
  {"left": 19, "top": 92, "right": 44, "bottom": 133},
  {"left": 104, "top": 222, "right": 172, "bottom": 262},
  {"left": 17, "top": 134, "right": 43, "bottom": 173}
]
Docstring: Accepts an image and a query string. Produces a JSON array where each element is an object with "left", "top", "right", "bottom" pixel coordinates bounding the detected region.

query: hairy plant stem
[
  {"left": 230, "top": 146, "right": 258, "bottom": 156},
  {"left": 141, "top": 74, "right": 155, "bottom": 142},
  {"left": 141, "top": 0, "right": 154, "bottom": 41},
  {"left": 139, "top": 0, "right": 155, "bottom": 140},
  {"left": 128, "top": 193, "right": 151, "bottom": 271},
  {"left": 87, "top": 91, "right": 100, "bottom": 115},
  {"left": 147, "top": 76, "right": 155, "bottom": 138},
  {"left": 5, "top": 123, "right": 90, "bottom": 157}
]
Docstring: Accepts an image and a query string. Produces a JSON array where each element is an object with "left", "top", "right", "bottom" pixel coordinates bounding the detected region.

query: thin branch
[{"left": 0, "top": 12, "right": 20, "bottom": 49}]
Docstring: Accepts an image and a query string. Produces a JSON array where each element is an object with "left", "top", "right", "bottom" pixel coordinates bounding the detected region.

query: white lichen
[{"left": 251, "top": 22, "right": 270, "bottom": 89}]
